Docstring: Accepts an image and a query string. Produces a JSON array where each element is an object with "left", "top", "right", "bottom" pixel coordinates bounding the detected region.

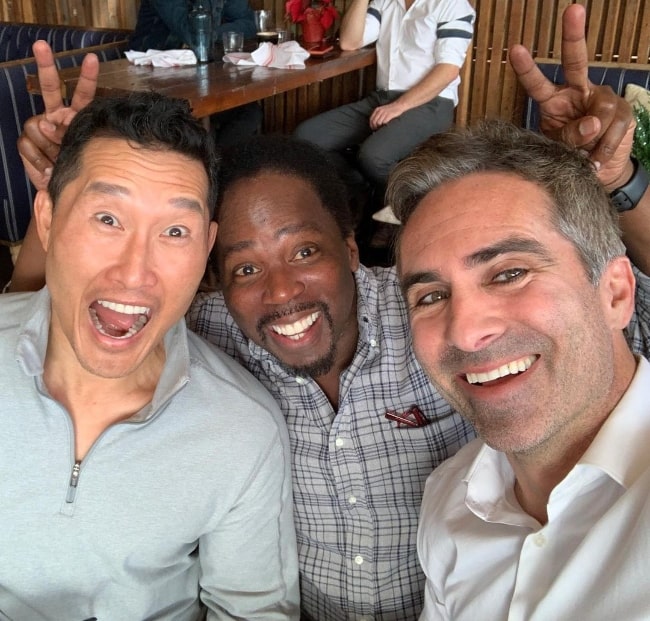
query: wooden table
[{"left": 26, "top": 46, "right": 376, "bottom": 119}]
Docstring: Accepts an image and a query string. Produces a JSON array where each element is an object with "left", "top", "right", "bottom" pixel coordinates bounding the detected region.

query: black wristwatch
[{"left": 609, "top": 157, "right": 649, "bottom": 213}]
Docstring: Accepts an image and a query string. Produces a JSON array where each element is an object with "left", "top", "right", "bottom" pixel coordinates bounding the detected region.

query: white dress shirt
[
  {"left": 361, "top": 0, "right": 474, "bottom": 101},
  {"left": 417, "top": 355, "right": 650, "bottom": 621}
]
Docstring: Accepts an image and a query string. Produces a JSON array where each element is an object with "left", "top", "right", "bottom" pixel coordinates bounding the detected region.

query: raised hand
[
  {"left": 509, "top": 3, "right": 635, "bottom": 189},
  {"left": 17, "top": 40, "right": 99, "bottom": 190}
]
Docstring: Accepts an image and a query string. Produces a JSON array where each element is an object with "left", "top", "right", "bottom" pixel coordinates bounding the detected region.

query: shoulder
[
  {"left": 628, "top": 265, "right": 650, "bottom": 358},
  {"left": 0, "top": 291, "right": 40, "bottom": 331},
  {"left": 420, "top": 438, "right": 483, "bottom": 515},
  {"left": 185, "top": 329, "right": 284, "bottom": 430}
]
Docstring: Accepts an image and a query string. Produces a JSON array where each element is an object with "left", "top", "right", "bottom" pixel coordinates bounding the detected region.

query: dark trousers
[{"left": 293, "top": 90, "right": 455, "bottom": 187}]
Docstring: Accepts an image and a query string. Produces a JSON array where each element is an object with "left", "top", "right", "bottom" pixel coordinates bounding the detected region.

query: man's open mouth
[
  {"left": 465, "top": 355, "right": 537, "bottom": 385},
  {"left": 90, "top": 299, "right": 151, "bottom": 339},
  {"left": 270, "top": 311, "right": 320, "bottom": 341}
]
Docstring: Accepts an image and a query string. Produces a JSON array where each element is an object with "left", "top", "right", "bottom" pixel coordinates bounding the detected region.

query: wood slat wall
[
  {"left": 4, "top": 0, "right": 650, "bottom": 128},
  {"left": 460, "top": 0, "right": 650, "bottom": 126},
  {"left": 1, "top": 0, "right": 137, "bottom": 28}
]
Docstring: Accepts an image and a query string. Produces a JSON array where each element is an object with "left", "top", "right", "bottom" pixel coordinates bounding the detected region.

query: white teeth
[
  {"left": 97, "top": 299, "right": 150, "bottom": 315},
  {"left": 466, "top": 355, "right": 536, "bottom": 385},
  {"left": 90, "top": 310, "right": 148, "bottom": 339},
  {"left": 271, "top": 311, "right": 320, "bottom": 339}
]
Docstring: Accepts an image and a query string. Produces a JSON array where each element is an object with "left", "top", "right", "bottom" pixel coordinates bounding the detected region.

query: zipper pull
[{"left": 66, "top": 461, "right": 81, "bottom": 503}]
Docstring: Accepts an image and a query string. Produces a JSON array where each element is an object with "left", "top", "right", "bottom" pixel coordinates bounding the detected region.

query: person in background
[
  {"left": 130, "top": 0, "right": 257, "bottom": 51},
  {"left": 11, "top": 5, "right": 650, "bottom": 618},
  {"left": 130, "top": 0, "right": 261, "bottom": 148},
  {"left": 391, "top": 118, "right": 650, "bottom": 621},
  {"left": 293, "top": 0, "right": 475, "bottom": 244},
  {"left": 0, "top": 91, "right": 298, "bottom": 620}
]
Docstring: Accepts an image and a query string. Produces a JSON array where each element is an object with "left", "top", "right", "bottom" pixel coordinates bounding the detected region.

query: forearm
[
  {"left": 339, "top": 0, "right": 370, "bottom": 50},
  {"left": 603, "top": 158, "right": 650, "bottom": 276},
  {"left": 7, "top": 218, "right": 46, "bottom": 293},
  {"left": 621, "top": 190, "right": 650, "bottom": 275},
  {"left": 395, "top": 63, "right": 460, "bottom": 112}
]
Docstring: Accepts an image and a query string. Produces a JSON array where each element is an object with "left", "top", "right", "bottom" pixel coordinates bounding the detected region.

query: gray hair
[{"left": 387, "top": 120, "right": 625, "bottom": 284}]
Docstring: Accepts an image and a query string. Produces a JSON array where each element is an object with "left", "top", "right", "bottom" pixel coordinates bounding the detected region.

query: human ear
[
  {"left": 345, "top": 234, "right": 360, "bottom": 272},
  {"left": 208, "top": 221, "right": 218, "bottom": 251},
  {"left": 599, "top": 256, "right": 636, "bottom": 329},
  {"left": 33, "top": 190, "right": 54, "bottom": 252}
]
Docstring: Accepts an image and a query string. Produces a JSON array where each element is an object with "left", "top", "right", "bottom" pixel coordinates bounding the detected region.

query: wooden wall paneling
[
  {"left": 90, "top": 0, "right": 119, "bottom": 28},
  {"left": 483, "top": 0, "right": 509, "bottom": 119},
  {"left": 551, "top": 0, "right": 573, "bottom": 56},
  {"left": 535, "top": 0, "right": 558, "bottom": 57},
  {"left": 600, "top": 1, "right": 623, "bottom": 61},
  {"left": 500, "top": 0, "right": 527, "bottom": 125},
  {"left": 638, "top": 2, "right": 650, "bottom": 63},
  {"left": 619, "top": 0, "right": 642, "bottom": 62},
  {"left": 467, "top": 0, "right": 495, "bottom": 124},
  {"left": 584, "top": 0, "right": 606, "bottom": 59}
]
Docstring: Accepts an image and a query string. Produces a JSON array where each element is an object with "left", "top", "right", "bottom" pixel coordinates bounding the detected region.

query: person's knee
[
  {"left": 293, "top": 117, "right": 325, "bottom": 146},
  {"left": 357, "top": 142, "right": 394, "bottom": 187}
]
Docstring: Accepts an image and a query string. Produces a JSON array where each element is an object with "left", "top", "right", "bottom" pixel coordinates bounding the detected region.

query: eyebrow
[
  {"left": 400, "top": 236, "right": 552, "bottom": 295},
  {"left": 85, "top": 181, "right": 204, "bottom": 214},
  {"left": 220, "top": 221, "right": 322, "bottom": 259},
  {"left": 464, "top": 236, "right": 552, "bottom": 268}
]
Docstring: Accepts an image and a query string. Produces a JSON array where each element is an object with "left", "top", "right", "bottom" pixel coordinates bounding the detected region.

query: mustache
[
  {"left": 256, "top": 301, "right": 328, "bottom": 334},
  {"left": 437, "top": 334, "right": 542, "bottom": 372}
]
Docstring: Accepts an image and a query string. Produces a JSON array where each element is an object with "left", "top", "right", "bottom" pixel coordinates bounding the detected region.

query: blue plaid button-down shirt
[{"left": 188, "top": 265, "right": 475, "bottom": 620}]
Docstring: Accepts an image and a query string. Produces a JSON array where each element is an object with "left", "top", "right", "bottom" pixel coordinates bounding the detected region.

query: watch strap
[{"left": 609, "top": 157, "right": 649, "bottom": 213}]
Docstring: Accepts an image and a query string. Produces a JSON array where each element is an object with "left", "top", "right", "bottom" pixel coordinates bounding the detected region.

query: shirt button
[
  {"left": 354, "top": 555, "right": 364, "bottom": 565},
  {"left": 295, "top": 376, "right": 306, "bottom": 385},
  {"left": 533, "top": 533, "right": 546, "bottom": 547},
  {"left": 348, "top": 495, "right": 357, "bottom": 505},
  {"left": 335, "top": 437, "right": 345, "bottom": 448},
  {"left": 369, "top": 338, "right": 378, "bottom": 347}
]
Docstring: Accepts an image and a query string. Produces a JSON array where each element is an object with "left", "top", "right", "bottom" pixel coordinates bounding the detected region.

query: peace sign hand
[
  {"left": 509, "top": 3, "right": 635, "bottom": 190},
  {"left": 17, "top": 40, "right": 99, "bottom": 190}
]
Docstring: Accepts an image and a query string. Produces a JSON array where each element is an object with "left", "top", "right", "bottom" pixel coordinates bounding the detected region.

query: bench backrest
[{"left": 0, "top": 21, "right": 131, "bottom": 62}]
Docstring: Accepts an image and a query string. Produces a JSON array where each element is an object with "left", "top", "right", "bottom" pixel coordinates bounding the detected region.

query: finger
[
  {"left": 509, "top": 44, "right": 557, "bottom": 105},
  {"left": 588, "top": 103, "right": 634, "bottom": 166},
  {"left": 19, "top": 116, "right": 59, "bottom": 170},
  {"left": 18, "top": 143, "right": 53, "bottom": 191},
  {"left": 69, "top": 53, "right": 99, "bottom": 112},
  {"left": 32, "top": 40, "right": 65, "bottom": 115},
  {"left": 558, "top": 3, "right": 590, "bottom": 92},
  {"left": 542, "top": 116, "right": 602, "bottom": 151}
]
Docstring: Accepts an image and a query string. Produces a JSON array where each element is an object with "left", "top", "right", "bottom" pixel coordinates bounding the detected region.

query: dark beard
[{"left": 257, "top": 301, "right": 337, "bottom": 378}]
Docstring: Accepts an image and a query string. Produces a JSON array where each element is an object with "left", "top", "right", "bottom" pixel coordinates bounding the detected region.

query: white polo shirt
[
  {"left": 361, "top": 0, "right": 475, "bottom": 103},
  {"left": 417, "top": 356, "right": 650, "bottom": 621}
]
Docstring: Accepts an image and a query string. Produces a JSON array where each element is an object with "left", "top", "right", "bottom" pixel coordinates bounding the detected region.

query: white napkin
[
  {"left": 224, "top": 41, "right": 310, "bottom": 70},
  {"left": 372, "top": 205, "right": 401, "bottom": 225},
  {"left": 125, "top": 49, "right": 197, "bottom": 67}
]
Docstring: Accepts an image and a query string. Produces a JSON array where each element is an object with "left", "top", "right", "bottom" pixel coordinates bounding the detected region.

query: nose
[
  {"left": 261, "top": 264, "right": 305, "bottom": 305},
  {"left": 107, "top": 232, "right": 158, "bottom": 289},
  {"left": 445, "top": 288, "right": 506, "bottom": 352}
]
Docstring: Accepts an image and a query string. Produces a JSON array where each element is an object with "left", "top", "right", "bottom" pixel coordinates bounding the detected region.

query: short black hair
[
  {"left": 217, "top": 134, "right": 354, "bottom": 237},
  {"left": 48, "top": 91, "right": 219, "bottom": 217}
]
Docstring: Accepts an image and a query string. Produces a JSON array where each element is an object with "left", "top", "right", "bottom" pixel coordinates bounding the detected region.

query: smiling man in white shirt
[{"left": 391, "top": 118, "right": 650, "bottom": 620}]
